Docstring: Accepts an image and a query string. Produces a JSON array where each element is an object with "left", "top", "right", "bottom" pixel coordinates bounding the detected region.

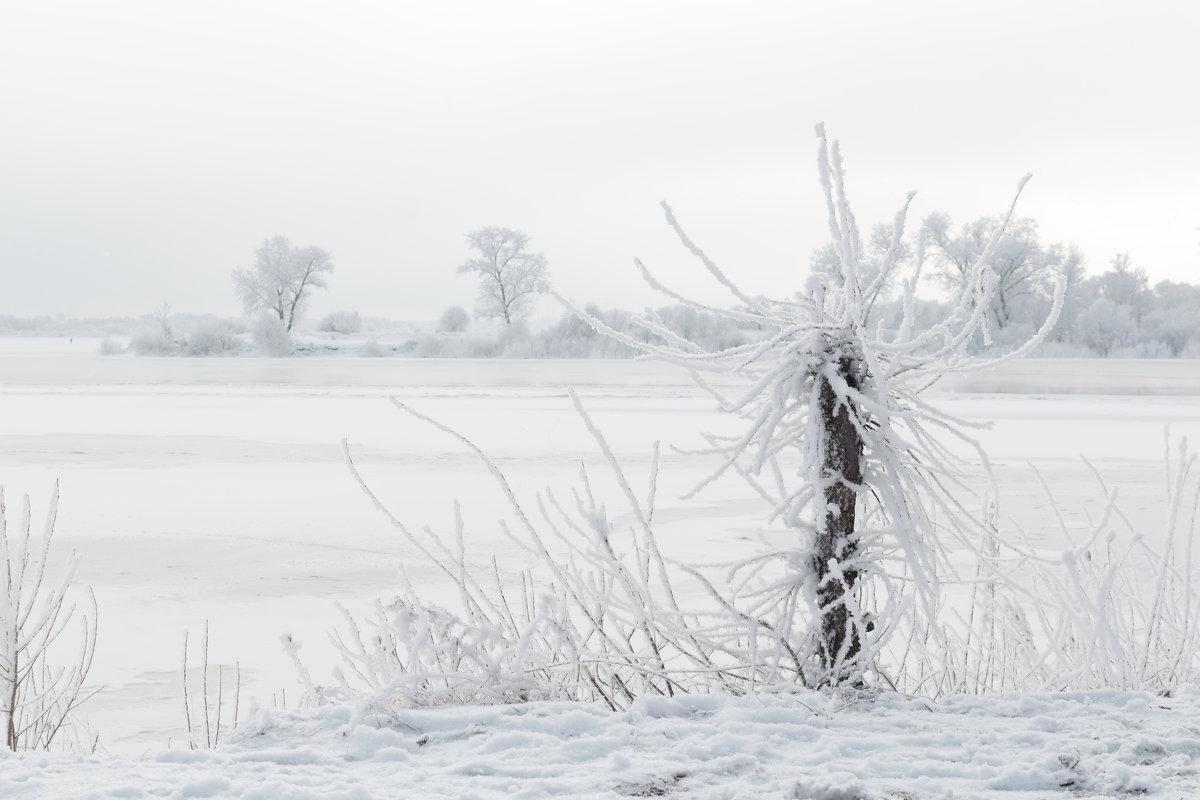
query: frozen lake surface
[
  {"left": 5, "top": 342, "right": 1200, "bottom": 393},
  {"left": 2, "top": 354, "right": 1199, "bottom": 752}
]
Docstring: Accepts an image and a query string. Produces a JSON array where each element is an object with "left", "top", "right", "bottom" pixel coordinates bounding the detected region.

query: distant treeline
[{"left": 4, "top": 262, "right": 1200, "bottom": 360}]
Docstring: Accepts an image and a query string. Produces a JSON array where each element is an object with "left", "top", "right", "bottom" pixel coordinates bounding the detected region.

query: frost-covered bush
[
  {"left": 318, "top": 311, "right": 362, "bottom": 335},
  {"left": 1, "top": 486, "right": 97, "bottom": 750},
  {"left": 648, "top": 304, "right": 753, "bottom": 351},
  {"left": 130, "top": 312, "right": 245, "bottom": 356},
  {"left": 411, "top": 332, "right": 504, "bottom": 358},
  {"left": 409, "top": 321, "right": 534, "bottom": 358},
  {"left": 98, "top": 338, "right": 126, "bottom": 355},
  {"left": 329, "top": 395, "right": 737, "bottom": 709},
  {"left": 131, "top": 309, "right": 182, "bottom": 355},
  {"left": 359, "top": 339, "right": 388, "bottom": 357},
  {"left": 131, "top": 330, "right": 181, "bottom": 355},
  {"left": 325, "top": 598, "right": 572, "bottom": 706},
  {"left": 328, "top": 406, "right": 1200, "bottom": 708},
  {"left": 438, "top": 306, "right": 471, "bottom": 333},
  {"left": 502, "top": 306, "right": 639, "bottom": 358},
  {"left": 1074, "top": 297, "right": 1134, "bottom": 356},
  {"left": 253, "top": 315, "right": 293, "bottom": 357},
  {"left": 917, "top": 436, "right": 1200, "bottom": 695},
  {"left": 1140, "top": 307, "right": 1199, "bottom": 357},
  {"left": 181, "top": 318, "right": 243, "bottom": 356}
]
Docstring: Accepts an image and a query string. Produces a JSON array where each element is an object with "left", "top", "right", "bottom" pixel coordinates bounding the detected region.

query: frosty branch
[{"left": 0, "top": 485, "right": 97, "bottom": 751}]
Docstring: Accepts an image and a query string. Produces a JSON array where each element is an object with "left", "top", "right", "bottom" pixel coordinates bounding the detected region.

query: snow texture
[{"left": 4, "top": 689, "right": 1199, "bottom": 798}]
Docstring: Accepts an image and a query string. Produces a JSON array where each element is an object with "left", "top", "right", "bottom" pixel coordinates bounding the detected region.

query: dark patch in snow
[{"left": 617, "top": 772, "right": 687, "bottom": 796}]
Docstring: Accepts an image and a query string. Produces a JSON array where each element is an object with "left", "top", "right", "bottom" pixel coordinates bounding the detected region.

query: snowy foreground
[
  {"left": 4, "top": 355, "right": 1200, "bottom": 797},
  {"left": 6, "top": 689, "right": 1200, "bottom": 799}
]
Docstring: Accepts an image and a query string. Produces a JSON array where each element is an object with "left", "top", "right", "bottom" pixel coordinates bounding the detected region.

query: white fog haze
[
  {"left": 2, "top": 1, "right": 1198, "bottom": 320},
  {"left": 9, "top": 4, "right": 1200, "bottom": 797}
]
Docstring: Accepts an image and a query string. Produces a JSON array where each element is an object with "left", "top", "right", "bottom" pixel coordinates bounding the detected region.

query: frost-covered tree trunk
[
  {"left": 813, "top": 347, "right": 865, "bottom": 681},
  {"left": 560, "top": 123, "right": 1064, "bottom": 689}
]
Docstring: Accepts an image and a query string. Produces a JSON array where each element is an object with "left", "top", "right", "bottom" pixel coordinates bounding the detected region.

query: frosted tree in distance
[
  {"left": 567, "top": 125, "right": 1063, "bottom": 687},
  {"left": 232, "top": 236, "right": 333, "bottom": 332},
  {"left": 459, "top": 227, "right": 550, "bottom": 326}
]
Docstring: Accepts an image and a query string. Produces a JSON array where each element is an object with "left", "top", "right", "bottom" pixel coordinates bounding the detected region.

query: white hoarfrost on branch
[
  {"left": 332, "top": 393, "right": 723, "bottom": 710},
  {"left": 0, "top": 485, "right": 97, "bottom": 751}
]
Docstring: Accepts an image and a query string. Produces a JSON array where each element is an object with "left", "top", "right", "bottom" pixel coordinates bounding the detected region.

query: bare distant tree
[
  {"left": 458, "top": 227, "right": 549, "bottom": 325},
  {"left": 232, "top": 236, "right": 333, "bottom": 331}
]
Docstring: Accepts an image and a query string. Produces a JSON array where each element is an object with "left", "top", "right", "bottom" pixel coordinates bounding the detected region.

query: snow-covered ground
[
  {"left": 6, "top": 689, "right": 1199, "bottom": 799},
  {"left": 3, "top": 353, "right": 1200, "bottom": 797}
]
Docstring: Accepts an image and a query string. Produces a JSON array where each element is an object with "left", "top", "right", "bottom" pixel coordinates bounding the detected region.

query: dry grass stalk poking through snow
[
  {"left": 922, "top": 434, "right": 1200, "bottom": 696},
  {"left": 333, "top": 393, "right": 741, "bottom": 710},
  {"left": 180, "top": 622, "right": 240, "bottom": 750},
  {"left": 0, "top": 485, "right": 97, "bottom": 751}
]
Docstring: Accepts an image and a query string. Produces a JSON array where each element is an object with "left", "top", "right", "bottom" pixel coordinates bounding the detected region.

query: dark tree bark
[{"left": 813, "top": 348, "right": 865, "bottom": 684}]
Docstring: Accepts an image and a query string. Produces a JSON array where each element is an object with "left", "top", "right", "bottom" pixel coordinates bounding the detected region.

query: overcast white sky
[{"left": 3, "top": 0, "right": 1198, "bottom": 322}]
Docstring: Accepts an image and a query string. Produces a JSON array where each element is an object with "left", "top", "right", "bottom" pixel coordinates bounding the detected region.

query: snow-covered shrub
[
  {"left": 130, "top": 329, "right": 179, "bottom": 355},
  {"left": 331, "top": 407, "right": 1200, "bottom": 709},
  {"left": 411, "top": 333, "right": 502, "bottom": 358},
  {"left": 438, "top": 306, "right": 471, "bottom": 333},
  {"left": 0, "top": 486, "right": 97, "bottom": 751},
  {"left": 1074, "top": 297, "right": 1134, "bottom": 356},
  {"left": 131, "top": 309, "right": 182, "bottom": 355},
  {"left": 181, "top": 318, "right": 243, "bottom": 356},
  {"left": 253, "top": 315, "right": 293, "bottom": 357},
  {"left": 1139, "top": 307, "right": 1199, "bottom": 357},
  {"left": 98, "top": 338, "right": 125, "bottom": 355},
  {"left": 411, "top": 321, "right": 531, "bottom": 358},
  {"left": 359, "top": 338, "right": 388, "bottom": 357},
  {"left": 130, "top": 311, "right": 245, "bottom": 356},
  {"left": 919, "top": 436, "right": 1200, "bottom": 695},
  {"left": 329, "top": 394, "right": 738, "bottom": 709},
  {"left": 501, "top": 306, "right": 639, "bottom": 358},
  {"left": 648, "top": 304, "right": 752, "bottom": 351},
  {"left": 318, "top": 311, "right": 362, "bottom": 335},
  {"left": 325, "top": 598, "right": 569, "bottom": 706}
]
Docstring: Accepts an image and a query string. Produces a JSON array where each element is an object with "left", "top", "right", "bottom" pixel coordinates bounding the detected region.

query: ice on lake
[{"left": 2, "top": 352, "right": 1199, "bottom": 750}]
